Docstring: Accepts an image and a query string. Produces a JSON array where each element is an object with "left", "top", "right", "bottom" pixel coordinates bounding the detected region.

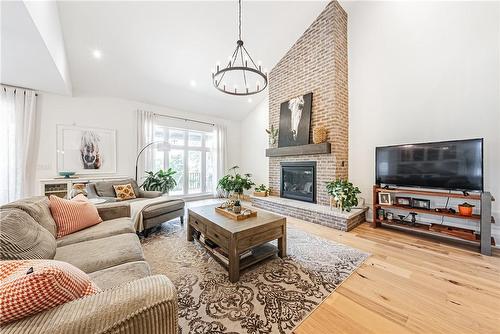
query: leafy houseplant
[
  {"left": 141, "top": 168, "right": 177, "bottom": 194},
  {"left": 217, "top": 166, "right": 255, "bottom": 199},
  {"left": 326, "top": 179, "right": 361, "bottom": 212},
  {"left": 254, "top": 184, "right": 270, "bottom": 196}
]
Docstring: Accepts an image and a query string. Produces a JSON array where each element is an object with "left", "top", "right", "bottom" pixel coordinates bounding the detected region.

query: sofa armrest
[
  {"left": 139, "top": 190, "right": 163, "bottom": 198},
  {"left": 1, "top": 275, "right": 178, "bottom": 334},
  {"left": 96, "top": 202, "right": 131, "bottom": 220}
]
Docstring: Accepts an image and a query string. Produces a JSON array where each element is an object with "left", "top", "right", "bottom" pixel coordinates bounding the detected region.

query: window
[{"left": 153, "top": 126, "right": 214, "bottom": 196}]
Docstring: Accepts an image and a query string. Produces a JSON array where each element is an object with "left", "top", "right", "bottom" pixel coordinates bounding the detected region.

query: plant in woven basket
[
  {"left": 141, "top": 168, "right": 177, "bottom": 194},
  {"left": 326, "top": 179, "right": 361, "bottom": 212},
  {"left": 254, "top": 184, "right": 270, "bottom": 194},
  {"left": 217, "top": 166, "right": 255, "bottom": 199}
]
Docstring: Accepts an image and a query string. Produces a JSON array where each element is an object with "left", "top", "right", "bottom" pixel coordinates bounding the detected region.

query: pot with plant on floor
[
  {"left": 326, "top": 179, "right": 361, "bottom": 212},
  {"left": 217, "top": 166, "right": 255, "bottom": 211},
  {"left": 141, "top": 168, "right": 177, "bottom": 194}
]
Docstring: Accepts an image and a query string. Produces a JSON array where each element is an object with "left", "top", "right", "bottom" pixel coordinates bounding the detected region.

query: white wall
[
  {"left": 240, "top": 1, "right": 500, "bottom": 240},
  {"left": 35, "top": 93, "right": 241, "bottom": 184},
  {"left": 346, "top": 1, "right": 500, "bottom": 238},
  {"left": 239, "top": 96, "right": 269, "bottom": 187}
]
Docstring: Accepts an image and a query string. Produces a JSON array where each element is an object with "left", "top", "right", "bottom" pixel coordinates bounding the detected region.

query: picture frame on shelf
[
  {"left": 412, "top": 198, "right": 431, "bottom": 210},
  {"left": 395, "top": 196, "right": 412, "bottom": 207},
  {"left": 378, "top": 192, "right": 392, "bottom": 205},
  {"left": 57, "top": 125, "right": 117, "bottom": 174}
]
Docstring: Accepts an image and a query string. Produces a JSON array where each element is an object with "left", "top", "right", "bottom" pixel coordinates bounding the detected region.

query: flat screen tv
[{"left": 376, "top": 139, "right": 483, "bottom": 191}]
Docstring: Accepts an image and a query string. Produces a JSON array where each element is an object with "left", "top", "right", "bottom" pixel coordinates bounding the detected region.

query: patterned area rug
[{"left": 141, "top": 218, "right": 369, "bottom": 334}]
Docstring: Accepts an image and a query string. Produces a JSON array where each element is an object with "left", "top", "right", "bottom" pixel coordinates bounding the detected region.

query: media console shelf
[{"left": 372, "top": 186, "right": 495, "bottom": 255}]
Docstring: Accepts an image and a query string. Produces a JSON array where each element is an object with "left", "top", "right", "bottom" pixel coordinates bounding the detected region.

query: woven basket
[{"left": 313, "top": 127, "right": 328, "bottom": 144}]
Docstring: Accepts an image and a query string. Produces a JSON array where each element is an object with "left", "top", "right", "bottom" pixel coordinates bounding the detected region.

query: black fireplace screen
[{"left": 280, "top": 161, "right": 316, "bottom": 203}]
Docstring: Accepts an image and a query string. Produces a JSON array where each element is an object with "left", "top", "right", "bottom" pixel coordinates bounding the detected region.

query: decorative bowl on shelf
[
  {"left": 58, "top": 171, "right": 76, "bottom": 178},
  {"left": 458, "top": 202, "right": 474, "bottom": 217}
]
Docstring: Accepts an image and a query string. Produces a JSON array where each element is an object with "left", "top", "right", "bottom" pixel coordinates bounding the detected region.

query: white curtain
[
  {"left": 0, "top": 85, "right": 39, "bottom": 204},
  {"left": 136, "top": 110, "right": 156, "bottom": 184},
  {"left": 213, "top": 123, "right": 228, "bottom": 195}
]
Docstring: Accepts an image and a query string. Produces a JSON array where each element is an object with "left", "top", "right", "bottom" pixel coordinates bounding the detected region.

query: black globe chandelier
[{"left": 212, "top": 0, "right": 267, "bottom": 96}]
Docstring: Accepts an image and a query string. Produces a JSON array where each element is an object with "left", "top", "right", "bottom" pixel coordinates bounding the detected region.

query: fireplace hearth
[{"left": 280, "top": 161, "right": 316, "bottom": 203}]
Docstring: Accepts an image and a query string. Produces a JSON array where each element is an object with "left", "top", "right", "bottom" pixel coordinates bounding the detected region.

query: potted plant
[
  {"left": 141, "top": 168, "right": 177, "bottom": 194},
  {"left": 325, "top": 179, "right": 361, "bottom": 212},
  {"left": 458, "top": 202, "right": 475, "bottom": 217},
  {"left": 217, "top": 166, "right": 255, "bottom": 200},
  {"left": 254, "top": 184, "right": 270, "bottom": 197},
  {"left": 265, "top": 125, "right": 279, "bottom": 146}
]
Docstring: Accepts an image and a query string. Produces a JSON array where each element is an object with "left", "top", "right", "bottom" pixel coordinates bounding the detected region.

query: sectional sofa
[{"left": 0, "top": 196, "right": 178, "bottom": 334}]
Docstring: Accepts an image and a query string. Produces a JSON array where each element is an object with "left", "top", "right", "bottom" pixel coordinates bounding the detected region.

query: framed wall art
[
  {"left": 57, "top": 125, "right": 117, "bottom": 174},
  {"left": 278, "top": 93, "right": 312, "bottom": 147}
]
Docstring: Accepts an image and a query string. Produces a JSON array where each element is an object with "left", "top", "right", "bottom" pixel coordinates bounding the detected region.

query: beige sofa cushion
[
  {"left": 142, "top": 200, "right": 185, "bottom": 219},
  {"left": 89, "top": 261, "right": 151, "bottom": 289},
  {"left": 56, "top": 217, "right": 135, "bottom": 247},
  {"left": 1, "top": 196, "right": 57, "bottom": 237},
  {"left": 55, "top": 233, "right": 144, "bottom": 273},
  {"left": 0, "top": 208, "right": 56, "bottom": 260},
  {"left": 94, "top": 179, "right": 140, "bottom": 198}
]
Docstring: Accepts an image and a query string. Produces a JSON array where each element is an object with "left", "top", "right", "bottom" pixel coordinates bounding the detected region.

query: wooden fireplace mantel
[{"left": 265, "top": 142, "right": 331, "bottom": 157}]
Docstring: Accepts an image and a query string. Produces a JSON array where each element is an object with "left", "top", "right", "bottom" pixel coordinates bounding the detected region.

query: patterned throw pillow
[
  {"left": 113, "top": 183, "right": 137, "bottom": 200},
  {"left": 0, "top": 260, "right": 101, "bottom": 325},
  {"left": 49, "top": 194, "right": 103, "bottom": 238}
]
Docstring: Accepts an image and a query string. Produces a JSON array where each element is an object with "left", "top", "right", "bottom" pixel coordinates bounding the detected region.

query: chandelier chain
[{"left": 238, "top": 0, "right": 242, "bottom": 40}]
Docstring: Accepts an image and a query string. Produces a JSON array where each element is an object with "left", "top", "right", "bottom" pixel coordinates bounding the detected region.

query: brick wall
[{"left": 268, "top": 1, "right": 348, "bottom": 205}]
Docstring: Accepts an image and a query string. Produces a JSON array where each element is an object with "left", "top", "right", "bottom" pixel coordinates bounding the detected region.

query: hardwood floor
[
  {"left": 290, "top": 219, "right": 500, "bottom": 334},
  {"left": 186, "top": 199, "right": 500, "bottom": 333}
]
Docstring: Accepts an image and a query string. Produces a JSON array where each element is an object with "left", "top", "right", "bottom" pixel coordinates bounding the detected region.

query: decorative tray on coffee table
[{"left": 215, "top": 206, "right": 257, "bottom": 221}]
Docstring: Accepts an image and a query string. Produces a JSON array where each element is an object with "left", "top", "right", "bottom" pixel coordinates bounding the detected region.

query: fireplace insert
[{"left": 280, "top": 161, "right": 316, "bottom": 203}]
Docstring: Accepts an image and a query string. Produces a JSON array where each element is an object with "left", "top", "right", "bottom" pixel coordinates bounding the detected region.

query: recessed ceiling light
[
  {"left": 92, "top": 49, "right": 102, "bottom": 59},
  {"left": 190, "top": 80, "right": 197, "bottom": 87},
  {"left": 248, "top": 98, "right": 253, "bottom": 103}
]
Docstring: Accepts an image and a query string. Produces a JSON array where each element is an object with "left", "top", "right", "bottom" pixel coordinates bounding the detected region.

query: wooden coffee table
[{"left": 187, "top": 204, "right": 286, "bottom": 283}]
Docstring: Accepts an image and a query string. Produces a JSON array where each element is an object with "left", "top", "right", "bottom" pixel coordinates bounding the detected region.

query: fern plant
[
  {"left": 141, "top": 168, "right": 177, "bottom": 194},
  {"left": 326, "top": 179, "right": 361, "bottom": 212}
]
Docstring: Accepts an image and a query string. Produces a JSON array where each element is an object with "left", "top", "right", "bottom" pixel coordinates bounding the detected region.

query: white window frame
[{"left": 153, "top": 126, "right": 213, "bottom": 196}]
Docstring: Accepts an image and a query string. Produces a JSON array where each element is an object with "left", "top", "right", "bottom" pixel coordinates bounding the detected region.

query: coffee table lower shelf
[{"left": 196, "top": 239, "right": 278, "bottom": 271}]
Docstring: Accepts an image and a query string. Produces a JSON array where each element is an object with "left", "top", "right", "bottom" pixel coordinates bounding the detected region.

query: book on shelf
[
  {"left": 198, "top": 233, "right": 252, "bottom": 261},
  {"left": 213, "top": 247, "right": 252, "bottom": 260}
]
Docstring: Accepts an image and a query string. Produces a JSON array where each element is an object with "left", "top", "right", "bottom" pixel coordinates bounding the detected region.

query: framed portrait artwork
[
  {"left": 378, "top": 192, "right": 393, "bottom": 205},
  {"left": 57, "top": 125, "right": 117, "bottom": 174}
]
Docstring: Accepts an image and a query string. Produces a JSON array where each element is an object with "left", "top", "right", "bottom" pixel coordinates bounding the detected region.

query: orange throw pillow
[
  {"left": 0, "top": 260, "right": 101, "bottom": 325},
  {"left": 113, "top": 183, "right": 137, "bottom": 200},
  {"left": 49, "top": 194, "right": 102, "bottom": 238}
]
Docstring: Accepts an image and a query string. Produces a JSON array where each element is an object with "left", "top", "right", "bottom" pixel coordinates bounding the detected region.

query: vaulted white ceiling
[{"left": 56, "top": 1, "right": 329, "bottom": 120}]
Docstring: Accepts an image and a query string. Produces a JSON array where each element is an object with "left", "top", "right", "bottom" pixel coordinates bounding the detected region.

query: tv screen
[{"left": 376, "top": 139, "right": 483, "bottom": 191}]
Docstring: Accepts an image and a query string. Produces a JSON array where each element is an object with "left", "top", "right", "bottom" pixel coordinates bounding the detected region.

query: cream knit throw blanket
[{"left": 129, "top": 196, "right": 179, "bottom": 232}]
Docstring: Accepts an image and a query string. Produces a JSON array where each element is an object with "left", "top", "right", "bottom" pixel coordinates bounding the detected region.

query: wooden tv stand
[{"left": 372, "top": 186, "right": 495, "bottom": 255}]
